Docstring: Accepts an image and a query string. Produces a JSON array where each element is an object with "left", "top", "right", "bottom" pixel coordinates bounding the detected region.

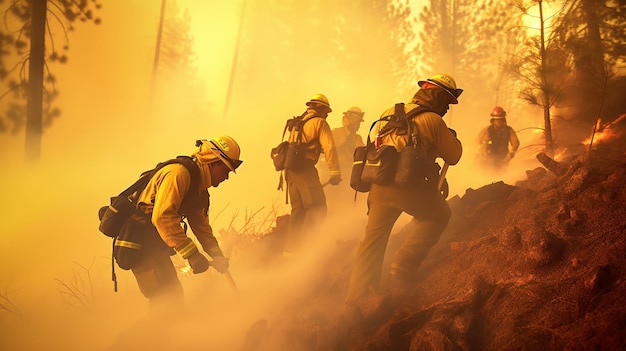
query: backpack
[
  {"left": 350, "top": 104, "right": 436, "bottom": 195},
  {"left": 97, "top": 155, "right": 202, "bottom": 291},
  {"left": 271, "top": 112, "right": 322, "bottom": 171},
  {"left": 271, "top": 113, "right": 323, "bottom": 201}
]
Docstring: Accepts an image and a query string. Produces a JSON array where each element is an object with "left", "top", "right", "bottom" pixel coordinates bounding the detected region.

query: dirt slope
[{"left": 243, "top": 126, "right": 626, "bottom": 351}]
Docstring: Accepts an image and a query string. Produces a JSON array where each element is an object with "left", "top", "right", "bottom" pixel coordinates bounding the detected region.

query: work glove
[
  {"left": 188, "top": 251, "right": 210, "bottom": 274},
  {"left": 508, "top": 150, "right": 516, "bottom": 159},
  {"left": 211, "top": 255, "right": 230, "bottom": 274},
  {"left": 448, "top": 128, "right": 457, "bottom": 137},
  {"left": 329, "top": 175, "right": 342, "bottom": 186}
]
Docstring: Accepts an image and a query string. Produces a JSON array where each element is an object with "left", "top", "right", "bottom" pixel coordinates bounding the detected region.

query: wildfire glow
[
  {"left": 553, "top": 148, "right": 568, "bottom": 162},
  {"left": 582, "top": 115, "right": 626, "bottom": 147}
]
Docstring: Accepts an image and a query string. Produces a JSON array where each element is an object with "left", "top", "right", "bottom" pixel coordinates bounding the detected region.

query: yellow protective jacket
[
  {"left": 136, "top": 162, "right": 223, "bottom": 259},
  {"left": 332, "top": 126, "right": 365, "bottom": 165},
  {"left": 287, "top": 109, "right": 341, "bottom": 177},
  {"left": 375, "top": 103, "right": 462, "bottom": 165}
]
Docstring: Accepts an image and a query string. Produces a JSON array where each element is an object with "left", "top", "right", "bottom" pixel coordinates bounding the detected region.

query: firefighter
[
  {"left": 127, "top": 135, "right": 241, "bottom": 315},
  {"left": 345, "top": 74, "right": 463, "bottom": 303},
  {"left": 284, "top": 93, "right": 342, "bottom": 256},
  {"left": 477, "top": 106, "right": 520, "bottom": 172},
  {"left": 332, "top": 106, "right": 366, "bottom": 172}
]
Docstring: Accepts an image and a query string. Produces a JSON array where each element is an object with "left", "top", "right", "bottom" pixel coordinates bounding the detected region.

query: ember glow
[{"left": 582, "top": 115, "right": 626, "bottom": 147}]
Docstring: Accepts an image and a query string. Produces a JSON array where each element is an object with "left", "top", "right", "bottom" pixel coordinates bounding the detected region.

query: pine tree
[
  {"left": 149, "top": 0, "right": 208, "bottom": 140},
  {"left": 549, "top": 0, "right": 626, "bottom": 127},
  {"left": 0, "top": 0, "right": 101, "bottom": 160},
  {"left": 413, "top": 0, "right": 525, "bottom": 122}
]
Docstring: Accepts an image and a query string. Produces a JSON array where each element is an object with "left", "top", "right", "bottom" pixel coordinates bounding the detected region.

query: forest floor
[{"left": 240, "top": 116, "right": 626, "bottom": 351}]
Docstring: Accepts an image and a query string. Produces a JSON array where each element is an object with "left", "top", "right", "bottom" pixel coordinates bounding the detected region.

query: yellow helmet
[
  {"left": 343, "top": 106, "right": 365, "bottom": 125},
  {"left": 207, "top": 135, "right": 242, "bottom": 172},
  {"left": 418, "top": 73, "right": 463, "bottom": 104},
  {"left": 305, "top": 93, "right": 332, "bottom": 112}
]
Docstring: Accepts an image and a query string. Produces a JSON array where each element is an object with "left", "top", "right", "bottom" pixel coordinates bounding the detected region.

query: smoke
[{"left": 0, "top": 1, "right": 563, "bottom": 350}]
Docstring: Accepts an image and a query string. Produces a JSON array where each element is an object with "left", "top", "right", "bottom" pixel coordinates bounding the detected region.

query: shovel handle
[
  {"left": 224, "top": 271, "right": 239, "bottom": 292},
  {"left": 208, "top": 260, "right": 239, "bottom": 292}
]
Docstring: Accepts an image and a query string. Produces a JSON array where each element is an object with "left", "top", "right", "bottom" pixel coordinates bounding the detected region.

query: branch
[
  {"left": 211, "top": 202, "right": 231, "bottom": 225},
  {"left": 0, "top": 83, "right": 22, "bottom": 102},
  {"left": 68, "top": 0, "right": 99, "bottom": 17},
  {"left": 54, "top": 260, "right": 95, "bottom": 312},
  {"left": 0, "top": 286, "right": 24, "bottom": 317},
  {"left": 46, "top": 5, "right": 67, "bottom": 53},
  {"left": 586, "top": 66, "right": 610, "bottom": 162}
]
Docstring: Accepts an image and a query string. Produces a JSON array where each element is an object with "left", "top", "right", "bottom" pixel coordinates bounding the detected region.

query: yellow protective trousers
[{"left": 346, "top": 182, "right": 450, "bottom": 301}]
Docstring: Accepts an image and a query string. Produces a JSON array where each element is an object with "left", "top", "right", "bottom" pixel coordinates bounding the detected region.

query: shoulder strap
[
  {"left": 375, "top": 103, "right": 406, "bottom": 137},
  {"left": 295, "top": 115, "right": 325, "bottom": 145},
  {"left": 364, "top": 119, "right": 381, "bottom": 145},
  {"left": 377, "top": 104, "right": 434, "bottom": 136},
  {"left": 119, "top": 156, "right": 201, "bottom": 203},
  {"left": 405, "top": 105, "right": 434, "bottom": 147},
  {"left": 405, "top": 105, "right": 434, "bottom": 120},
  {"left": 282, "top": 113, "right": 324, "bottom": 146},
  {"left": 281, "top": 110, "right": 307, "bottom": 141}
]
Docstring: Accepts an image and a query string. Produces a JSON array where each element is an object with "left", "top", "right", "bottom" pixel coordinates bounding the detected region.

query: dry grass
[{"left": 54, "top": 260, "right": 95, "bottom": 313}]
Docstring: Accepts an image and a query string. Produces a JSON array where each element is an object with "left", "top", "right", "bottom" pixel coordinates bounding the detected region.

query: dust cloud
[{"left": 0, "top": 1, "right": 551, "bottom": 350}]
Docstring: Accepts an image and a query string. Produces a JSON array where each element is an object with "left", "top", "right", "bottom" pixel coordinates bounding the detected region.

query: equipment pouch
[
  {"left": 284, "top": 142, "right": 310, "bottom": 171},
  {"left": 394, "top": 145, "right": 431, "bottom": 187},
  {"left": 361, "top": 145, "right": 398, "bottom": 185},
  {"left": 98, "top": 196, "right": 137, "bottom": 238},
  {"left": 113, "top": 218, "right": 144, "bottom": 270},
  {"left": 350, "top": 145, "right": 371, "bottom": 192},
  {"left": 271, "top": 141, "right": 289, "bottom": 171}
]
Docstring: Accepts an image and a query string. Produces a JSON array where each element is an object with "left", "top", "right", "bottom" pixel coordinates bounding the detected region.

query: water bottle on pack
[{"left": 374, "top": 133, "right": 382, "bottom": 148}]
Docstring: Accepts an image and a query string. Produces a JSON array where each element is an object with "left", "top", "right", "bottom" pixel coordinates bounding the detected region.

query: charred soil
[{"left": 242, "top": 126, "right": 626, "bottom": 351}]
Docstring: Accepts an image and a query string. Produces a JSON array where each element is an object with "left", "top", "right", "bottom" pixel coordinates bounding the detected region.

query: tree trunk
[
  {"left": 149, "top": 0, "right": 166, "bottom": 117},
  {"left": 439, "top": 0, "right": 452, "bottom": 69},
  {"left": 25, "top": 0, "right": 47, "bottom": 161},
  {"left": 538, "top": 0, "right": 554, "bottom": 154},
  {"left": 222, "top": 0, "right": 247, "bottom": 120},
  {"left": 578, "top": 0, "right": 605, "bottom": 124}
]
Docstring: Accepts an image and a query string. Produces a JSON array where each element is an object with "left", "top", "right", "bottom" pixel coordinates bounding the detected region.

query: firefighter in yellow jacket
[
  {"left": 332, "top": 106, "right": 366, "bottom": 171},
  {"left": 284, "top": 94, "right": 341, "bottom": 255},
  {"left": 346, "top": 74, "right": 463, "bottom": 303},
  {"left": 126, "top": 135, "right": 241, "bottom": 315}
]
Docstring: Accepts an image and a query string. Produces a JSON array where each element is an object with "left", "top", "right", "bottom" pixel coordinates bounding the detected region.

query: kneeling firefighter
[{"left": 346, "top": 74, "right": 463, "bottom": 302}]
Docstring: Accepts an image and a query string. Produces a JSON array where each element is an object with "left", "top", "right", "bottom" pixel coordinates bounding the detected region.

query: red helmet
[{"left": 490, "top": 106, "right": 507, "bottom": 118}]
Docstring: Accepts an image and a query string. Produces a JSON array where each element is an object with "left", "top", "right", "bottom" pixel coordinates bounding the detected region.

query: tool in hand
[
  {"left": 209, "top": 260, "right": 239, "bottom": 292},
  {"left": 437, "top": 162, "right": 449, "bottom": 193}
]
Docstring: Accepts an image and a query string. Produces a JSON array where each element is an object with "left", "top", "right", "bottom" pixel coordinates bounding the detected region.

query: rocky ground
[{"left": 238, "top": 116, "right": 626, "bottom": 351}]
